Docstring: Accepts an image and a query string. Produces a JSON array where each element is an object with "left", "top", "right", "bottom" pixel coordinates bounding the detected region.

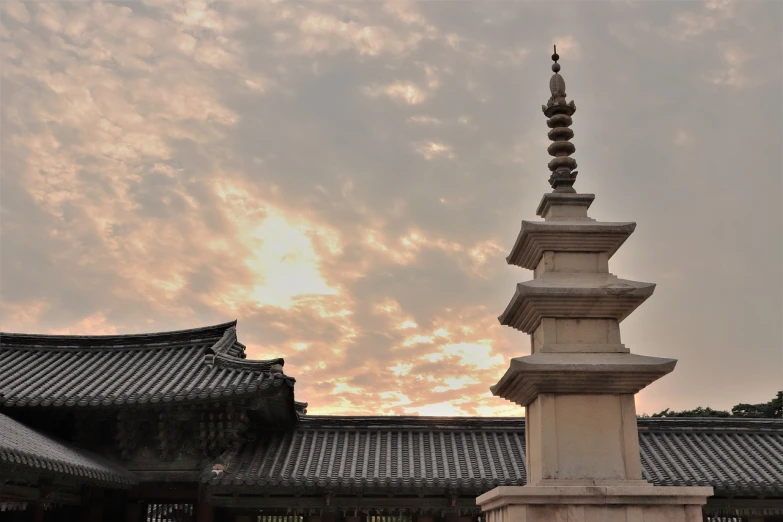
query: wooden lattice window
[
  {"left": 146, "top": 503, "right": 195, "bottom": 522},
  {"left": 0, "top": 502, "right": 29, "bottom": 511}
]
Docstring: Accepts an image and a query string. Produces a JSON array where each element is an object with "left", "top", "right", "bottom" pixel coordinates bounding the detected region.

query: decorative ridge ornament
[{"left": 543, "top": 45, "right": 578, "bottom": 193}]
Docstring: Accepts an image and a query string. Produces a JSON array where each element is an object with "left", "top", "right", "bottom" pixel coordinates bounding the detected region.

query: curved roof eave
[{"left": 0, "top": 320, "right": 238, "bottom": 348}]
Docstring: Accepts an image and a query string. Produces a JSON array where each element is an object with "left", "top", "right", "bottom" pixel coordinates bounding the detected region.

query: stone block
[
  {"left": 531, "top": 319, "right": 626, "bottom": 353},
  {"left": 535, "top": 252, "right": 609, "bottom": 276},
  {"left": 524, "top": 394, "right": 642, "bottom": 483},
  {"left": 536, "top": 193, "right": 595, "bottom": 219}
]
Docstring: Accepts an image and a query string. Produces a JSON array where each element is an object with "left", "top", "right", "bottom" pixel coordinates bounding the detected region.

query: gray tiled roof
[
  {"left": 209, "top": 416, "right": 525, "bottom": 491},
  {"left": 638, "top": 418, "right": 783, "bottom": 494},
  {"left": 0, "top": 322, "right": 294, "bottom": 408},
  {"left": 207, "top": 416, "right": 783, "bottom": 497},
  {"left": 0, "top": 412, "right": 137, "bottom": 486}
]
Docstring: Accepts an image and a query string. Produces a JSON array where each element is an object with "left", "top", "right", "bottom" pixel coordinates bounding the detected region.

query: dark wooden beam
[
  {"left": 705, "top": 497, "right": 783, "bottom": 515},
  {"left": 0, "top": 484, "right": 40, "bottom": 501},
  {"left": 46, "top": 490, "right": 82, "bottom": 505},
  {"left": 207, "top": 495, "right": 480, "bottom": 510},
  {"left": 127, "top": 481, "right": 199, "bottom": 501},
  {"left": 128, "top": 470, "right": 202, "bottom": 482},
  {"left": 0, "top": 483, "right": 81, "bottom": 506}
]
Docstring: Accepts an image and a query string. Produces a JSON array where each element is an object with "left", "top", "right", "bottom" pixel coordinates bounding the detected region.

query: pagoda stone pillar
[{"left": 477, "top": 47, "right": 713, "bottom": 522}]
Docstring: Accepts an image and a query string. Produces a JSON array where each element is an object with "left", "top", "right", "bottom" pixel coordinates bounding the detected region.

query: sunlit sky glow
[{"left": 1, "top": 0, "right": 781, "bottom": 417}]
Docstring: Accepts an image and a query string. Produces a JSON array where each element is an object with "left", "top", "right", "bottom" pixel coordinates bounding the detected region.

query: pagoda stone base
[{"left": 477, "top": 486, "right": 713, "bottom": 522}]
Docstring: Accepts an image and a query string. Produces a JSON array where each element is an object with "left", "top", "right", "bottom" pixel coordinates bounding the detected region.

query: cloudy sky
[{"left": 1, "top": 0, "right": 780, "bottom": 417}]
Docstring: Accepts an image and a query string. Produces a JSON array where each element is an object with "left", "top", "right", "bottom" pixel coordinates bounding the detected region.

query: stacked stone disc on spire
[{"left": 543, "top": 46, "right": 578, "bottom": 193}]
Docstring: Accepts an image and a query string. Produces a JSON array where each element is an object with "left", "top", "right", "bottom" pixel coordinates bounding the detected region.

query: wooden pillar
[
  {"left": 211, "top": 507, "right": 229, "bottom": 522},
  {"left": 197, "top": 501, "right": 214, "bottom": 522},
  {"left": 125, "top": 502, "right": 142, "bottom": 522},
  {"left": 28, "top": 502, "right": 45, "bottom": 522},
  {"left": 81, "top": 504, "right": 103, "bottom": 522}
]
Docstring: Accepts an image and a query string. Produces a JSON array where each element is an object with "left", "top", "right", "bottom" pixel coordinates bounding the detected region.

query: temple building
[{"left": 1, "top": 51, "right": 782, "bottom": 522}]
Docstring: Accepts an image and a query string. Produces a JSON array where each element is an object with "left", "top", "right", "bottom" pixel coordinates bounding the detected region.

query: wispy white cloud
[
  {"left": 364, "top": 81, "right": 429, "bottom": 105},
  {"left": 415, "top": 141, "right": 454, "bottom": 160}
]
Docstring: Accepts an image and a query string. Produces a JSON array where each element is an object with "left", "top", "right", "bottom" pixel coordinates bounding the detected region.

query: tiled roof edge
[
  {"left": 0, "top": 449, "right": 138, "bottom": 487},
  {"left": 638, "top": 417, "right": 783, "bottom": 431},
  {"left": 296, "top": 415, "right": 526, "bottom": 430},
  {"left": 294, "top": 416, "right": 783, "bottom": 431},
  {"left": 0, "top": 321, "right": 238, "bottom": 348},
  {"left": 0, "top": 414, "right": 138, "bottom": 487}
]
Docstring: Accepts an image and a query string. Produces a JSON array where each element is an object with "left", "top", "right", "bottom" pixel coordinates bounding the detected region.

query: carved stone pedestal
[{"left": 477, "top": 486, "right": 713, "bottom": 522}]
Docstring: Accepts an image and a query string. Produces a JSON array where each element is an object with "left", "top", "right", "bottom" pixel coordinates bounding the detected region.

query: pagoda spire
[{"left": 543, "top": 45, "right": 578, "bottom": 193}]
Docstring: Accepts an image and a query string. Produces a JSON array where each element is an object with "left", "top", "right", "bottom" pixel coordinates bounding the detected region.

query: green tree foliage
[
  {"left": 731, "top": 390, "right": 782, "bottom": 418},
  {"left": 644, "top": 391, "right": 782, "bottom": 418},
  {"left": 649, "top": 406, "right": 730, "bottom": 418}
]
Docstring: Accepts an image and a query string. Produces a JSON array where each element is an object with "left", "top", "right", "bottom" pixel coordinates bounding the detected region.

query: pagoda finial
[{"left": 543, "top": 45, "right": 578, "bottom": 193}]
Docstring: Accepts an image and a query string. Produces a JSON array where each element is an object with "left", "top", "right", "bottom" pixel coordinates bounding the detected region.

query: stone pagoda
[{"left": 477, "top": 48, "right": 713, "bottom": 522}]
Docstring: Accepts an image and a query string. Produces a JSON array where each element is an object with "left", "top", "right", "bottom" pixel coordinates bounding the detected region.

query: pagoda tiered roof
[
  {"left": 490, "top": 353, "right": 677, "bottom": 406},
  {"left": 205, "top": 416, "right": 783, "bottom": 498},
  {"left": 0, "top": 321, "right": 294, "bottom": 412},
  {"left": 506, "top": 220, "right": 636, "bottom": 269},
  {"left": 498, "top": 275, "right": 655, "bottom": 334}
]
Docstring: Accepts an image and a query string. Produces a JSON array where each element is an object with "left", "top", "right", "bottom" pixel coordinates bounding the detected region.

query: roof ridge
[
  {"left": 296, "top": 416, "right": 526, "bottom": 430},
  {"left": 204, "top": 326, "right": 287, "bottom": 372},
  {"left": 638, "top": 417, "right": 783, "bottom": 430},
  {"left": 301, "top": 415, "right": 526, "bottom": 421},
  {"left": 205, "top": 325, "right": 239, "bottom": 362},
  {"left": 0, "top": 321, "right": 237, "bottom": 348},
  {"left": 212, "top": 354, "right": 286, "bottom": 370}
]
